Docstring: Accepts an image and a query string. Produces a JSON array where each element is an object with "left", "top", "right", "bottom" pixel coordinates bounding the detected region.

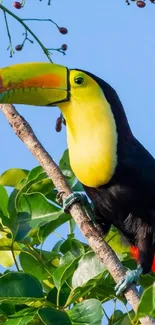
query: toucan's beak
[{"left": 0, "top": 62, "right": 69, "bottom": 106}]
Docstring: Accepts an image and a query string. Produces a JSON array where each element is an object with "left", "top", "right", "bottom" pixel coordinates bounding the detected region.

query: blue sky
[{"left": 0, "top": 0, "right": 155, "bottom": 322}]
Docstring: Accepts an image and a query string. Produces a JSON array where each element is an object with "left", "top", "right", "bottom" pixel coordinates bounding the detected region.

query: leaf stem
[
  {"left": 102, "top": 306, "right": 110, "bottom": 321},
  {"left": 57, "top": 288, "right": 60, "bottom": 307},
  {"left": 11, "top": 243, "right": 20, "bottom": 271}
]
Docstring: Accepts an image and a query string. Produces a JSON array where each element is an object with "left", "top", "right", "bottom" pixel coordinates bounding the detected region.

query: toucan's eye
[{"left": 74, "top": 76, "right": 84, "bottom": 85}]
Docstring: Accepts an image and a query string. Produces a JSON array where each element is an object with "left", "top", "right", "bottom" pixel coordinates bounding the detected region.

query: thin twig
[
  {"left": 22, "top": 18, "right": 59, "bottom": 29},
  {"left": 0, "top": 4, "right": 52, "bottom": 62},
  {"left": 3, "top": 11, "right": 14, "bottom": 57},
  {"left": 0, "top": 104, "right": 154, "bottom": 325}
]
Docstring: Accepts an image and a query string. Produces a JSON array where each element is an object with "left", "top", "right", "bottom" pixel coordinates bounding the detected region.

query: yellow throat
[{"left": 58, "top": 71, "right": 118, "bottom": 188}]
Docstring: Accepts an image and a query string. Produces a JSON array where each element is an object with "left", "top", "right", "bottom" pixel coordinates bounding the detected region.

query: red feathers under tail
[{"left": 130, "top": 246, "right": 155, "bottom": 272}]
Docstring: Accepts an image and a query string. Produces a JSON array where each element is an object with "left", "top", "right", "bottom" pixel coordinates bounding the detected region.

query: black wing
[{"left": 117, "top": 136, "right": 155, "bottom": 208}]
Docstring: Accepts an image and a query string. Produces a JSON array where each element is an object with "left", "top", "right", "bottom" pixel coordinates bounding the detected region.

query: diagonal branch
[{"left": 0, "top": 103, "right": 154, "bottom": 325}]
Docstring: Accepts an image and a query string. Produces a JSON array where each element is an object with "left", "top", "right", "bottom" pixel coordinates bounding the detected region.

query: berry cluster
[
  {"left": 55, "top": 114, "right": 66, "bottom": 133},
  {"left": 12, "top": 2, "right": 68, "bottom": 55},
  {"left": 126, "top": 0, "right": 155, "bottom": 7}
]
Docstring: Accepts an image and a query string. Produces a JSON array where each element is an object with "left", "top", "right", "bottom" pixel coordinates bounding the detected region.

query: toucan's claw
[
  {"left": 63, "top": 193, "right": 95, "bottom": 221},
  {"left": 63, "top": 193, "right": 87, "bottom": 213},
  {"left": 115, "top": 266, "right": 143, "bottom": 295}
]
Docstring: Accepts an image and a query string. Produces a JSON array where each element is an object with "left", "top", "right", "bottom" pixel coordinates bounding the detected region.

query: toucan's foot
[
  {"left": 62, "top": 192, "right": 95, "bottom": 221},
  {"left": 115, "top": 266, "right": 143, "bottom": 295},
  {"left": 62, "top": 193, "right": 87, "bottom": 213}
]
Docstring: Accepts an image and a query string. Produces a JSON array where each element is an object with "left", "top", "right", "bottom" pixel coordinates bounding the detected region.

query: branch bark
[{"left": 0, "top": 104, "right": 154, "bottom": 325}]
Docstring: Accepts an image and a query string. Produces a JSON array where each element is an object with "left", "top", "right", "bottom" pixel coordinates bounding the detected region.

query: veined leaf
[
  {"left": 53, "top": 251, "right": 81, "bottom": 289},
  {"left": 72, "top": 251, "right": 105, "bottom": 288},
  {"left": 0, "top": 272, "right": 44, "bottom": 303},
  {"left": 19, "top": 251, "right": 53, "bottom": 281},
  {"left": 15, "top": 193, "right": 64, "bottom": 239},
  {"left": 38, "top": 307, "right": 71, "bottom": 325},
  {"left": 137, "top": 284, "right": 155, "bottom": 318},
  {"left": 0, "top": 169, "right": 29, "bottom": 189},
  {"left": 3, "top": 308, "right": 37, "bottom": 325},
  {"left": 67, "top": 299, "right": 103, "bottom": 325}
]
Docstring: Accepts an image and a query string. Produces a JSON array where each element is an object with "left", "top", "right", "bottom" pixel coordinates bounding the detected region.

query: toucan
[{"left": 0, "top": 62, "right": 155, "bottom": 295}]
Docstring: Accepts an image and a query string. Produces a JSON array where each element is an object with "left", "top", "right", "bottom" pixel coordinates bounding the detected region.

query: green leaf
[
  {"left": 38, "top": 307, "right": 71, "bottom": 325},
  {"left": 46, "top": 189, "right": 58, "bottom": 204},
  {"left": 39, "top": 300, "right": 103, "bottom": 325},
  {"left": 68, "top": 219, "right": 76, "bottom": 234},
  {"left": 122, "top": 257, "right": 137, "bottom": 270},
  {"left": 19, "top": 193, "right": 62, "bottom": 227},
  {"left": 89, "top": 272, "right": 118, "bottom": 303},
  {"left": 60, "top": 237, "right": 85, "bottom": 256},
  {"left": 72, "top": 252, "right": 105, "bottom": 288},
  {"left": 137, "top": 284, "right": 155, "bottom": 317},
  {"left": 59, "top": 149, "right": 72, "bottom": 174},
  {"left": 19, "top": 252, "right": 52, "bottom": 281},
  {"left": 0, "top": 308, "right": 8, "bottom": 323},
  {"left": 53, "top": 251, "right": 81, "bottom": 289},
  {"left": 52, "top": 240, "right": 64, "bottom": 253},
  {"left": 38, "top": 213, "right": 71, "bottom": 242},
  {"left": 3, "top": 308, "right": 36, "bottom": 325},
  {"left": 15, "top": 193, "right": 64, "bottom": 239},
  {"left": 0, "top": 302, "right": 15, "bottom": 316},
  {"left": 15, "top": 212, "right": 32, "bottom": 241},
  {"left": 109, "top": 310, "right": 135, "bottom": 325},
  {"left": 8, "top": 189, "right": 18, "bottom": 219},
  {"left": 139, "top": 274, "right": 155, "bottom": 289},
  {"left": 67, "top": 269, "right": 110, "bottom": 305},
  {"left": 27, "top": 166, "right": 45, "bottom": 181},
  {"left": 105, "top": 228, "right": 129, "bottom": 254},
  {"left": 0, "top": 272, "right": 44, "bottom": 303},
  {"left": 15, "top": 166, "right": 48, "bottom": 208},
  {"left": 0, "top": 231, "right": 21, "bottom": 267},
  {"left": 28, "top": 179, "right": 54, "bottom": 196},
  {"left": 59, "top": 149, "right": 76, "bottom": 186},
  {"left": 72, "top": 182, "right": 84, "bottom": 192},
  {"left": 0, "top": 186, "right": 9, "bottom": 216},
  {"left": 47, "top": 283, "right": 71, "bottom": 307},
  {"left": 35, "top": 249, "right": 60, "bottom": 264},
  {"left": 0, "top": 169, "right": 29, "bottom": 189},
  {"left": 109, "top": 310, "right": 124, "bottom": 324},
  {"left": 67, "top": 299, "right": 103, "bottom": 325}
]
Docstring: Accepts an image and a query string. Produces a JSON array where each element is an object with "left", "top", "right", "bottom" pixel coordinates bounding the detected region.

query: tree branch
[{"left": 0, "top": 104, "right": 154, "bottom": 325}]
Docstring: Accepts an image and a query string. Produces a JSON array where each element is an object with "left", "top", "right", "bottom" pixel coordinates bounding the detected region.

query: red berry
[
  {"left": 136, "top": 0, "right": 146, "bottom": 7},
  {"left": 15, "top": 44, "right": 23, "bottom": 51},
  {"left": 55, "top": 117, "right": 62, "bottom": 132},
  {"left": 58, "top": 27, "right": 68, "bottom": 35},
  {"left": 150, "top": 0, "right": 155, "bottom": 3},
  {"left": 13, "top": 2, "right": 22, "bottom": 9},
  {"left": 61, "top": 44, "right": 67, "bottom": 51}
]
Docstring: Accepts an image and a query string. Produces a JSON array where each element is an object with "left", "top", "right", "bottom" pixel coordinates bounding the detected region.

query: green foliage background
[{"left": 0, "top": 149, "right": 154, "bottom": 325}]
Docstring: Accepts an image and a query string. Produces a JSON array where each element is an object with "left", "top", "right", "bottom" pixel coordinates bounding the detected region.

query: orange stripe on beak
[{"left": 4, "top": 73, "right": 64, "bottom": 91}]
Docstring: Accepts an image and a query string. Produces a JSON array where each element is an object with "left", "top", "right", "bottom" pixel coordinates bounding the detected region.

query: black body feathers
[{"left": 80, "top": 71, "right": 155, "bottom": 273}]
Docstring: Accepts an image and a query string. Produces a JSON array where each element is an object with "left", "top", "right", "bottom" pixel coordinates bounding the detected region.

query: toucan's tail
[{"left": 130, "top": 246, "right": 155, "bottom": 272}]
